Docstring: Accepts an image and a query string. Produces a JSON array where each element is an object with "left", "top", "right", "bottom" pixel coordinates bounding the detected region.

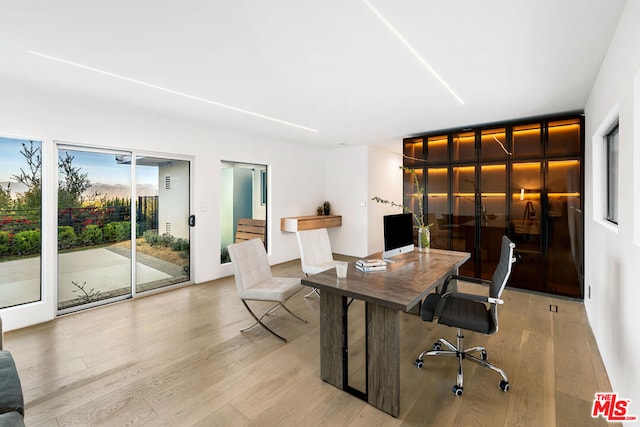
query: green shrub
[
  {"left": 143, "top": 230, "right": 160, "bottom": 246},
  {"left": 170, "top": 238, "right": 189, "bottom": 252},
  {"left": 58, "top": 226, "right": 76, "bottom": 250},
  {"left": 103, "top": 221, "right": 130, "bottom": 243},
  {"left": 102, "top": 222, "right": 118, "bottom": 242},
  {"left": 116, "top": 221, "right": 131, "bottom": 241},
  {"left": 0, "top": 231, "right": 10, "bottom": 256},
  {"left": 159, "top": 233, "right": 175, "bottom": 247},
  {"left": 80, "top": 224, "right": 103, "bottom": 246},
  {"left": 13, "top": 229, "right": 40, "bottom": 255}
]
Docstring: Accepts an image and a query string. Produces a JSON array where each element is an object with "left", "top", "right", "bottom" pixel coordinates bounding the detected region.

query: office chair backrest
[
  {"left": 489, "top": 236, "right": 516, "bottom": 332},
  {"left": 490, "top": 236, "right": 517, "bottom": 299},
  {"left": 296, "top": 228, "right": 334, "bottom": 274},
  {"left": 227, "top": 238, "right": 273, "bottom": 296}
]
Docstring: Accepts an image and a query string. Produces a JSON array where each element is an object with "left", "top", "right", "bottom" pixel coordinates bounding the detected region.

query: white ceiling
[{"left": 0, "top": 0, "right": 626, "bottom": 148}]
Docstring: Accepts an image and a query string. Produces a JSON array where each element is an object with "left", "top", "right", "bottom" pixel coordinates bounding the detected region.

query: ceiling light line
[
  {"left": 27, "top": 50, "right": 318, "bottom": 133},
  {"left": 360, "top": 0, "right": 465, "bottom": 105}
]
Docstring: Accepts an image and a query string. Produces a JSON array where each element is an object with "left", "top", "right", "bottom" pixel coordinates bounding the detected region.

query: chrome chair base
[
  {"left": 415, "top": 328, "right": 509, "bottom": 396},
  {"left": 240, "top": 299, "right": 307, "bottom": 343}
]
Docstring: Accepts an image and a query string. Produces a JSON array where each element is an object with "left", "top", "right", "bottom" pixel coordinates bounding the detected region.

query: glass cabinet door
[
  {"left": 452, "top": 165, "right": 476, "bottom": 275},
  {"left": 546, "top": 160, "right": 582, "bottom": 297},
  {"left": 480, "top": 128, "right": 508, "bottom": 161},
  {"left": 403, "top": 137, "right": 424, "bottom": 168},
  {"left": 403, "top": 167, "right": 424, "bottom": 242},
  {"left": 548, "top": 118, "right": 581, "bottom": 156},
  {"left": 509, "top": 161, "right": 543, "bottom": 292},
  {"left": 427, "top": 135, "right": 448, "bottom": 163},
  {"left": 513, "top": 123, "right": 542, "bottom": 158},
  {"left": 426, "top": 167, "right": 449, "bottom": 249},
  {"left": 479, "top": 164, "right": 507, "bottom": 279},
  {"left": 452, "top": 131, "right": 475, "bottom": 163}
]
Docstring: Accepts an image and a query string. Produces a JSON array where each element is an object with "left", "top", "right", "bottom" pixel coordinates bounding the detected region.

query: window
[
  {"left": 0, "top": 137, "right": 42, "bottom": 308},
  {"left": 220, "top": 161, "right": 268, "bottom": 263},
  {"left": 605, "top": 123, "right": 619, "bottom": 224}
]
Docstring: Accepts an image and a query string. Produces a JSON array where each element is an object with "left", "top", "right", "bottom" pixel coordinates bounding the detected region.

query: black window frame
[{"left": 605, "top": 123, "right": 619, "bottom": 224}]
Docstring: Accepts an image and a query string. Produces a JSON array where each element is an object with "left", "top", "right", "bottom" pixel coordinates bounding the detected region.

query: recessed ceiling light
[
  {"left": 360, "top": 0, "right": 465, "bottom": 105},
  {"left": 27, "top": 50, "right": 319, "bottom": 133}
]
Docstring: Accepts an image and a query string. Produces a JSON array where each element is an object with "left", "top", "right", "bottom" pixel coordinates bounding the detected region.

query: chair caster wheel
[
  {"left": 452, "top": 385, "right": 463, "bottom": 397},
  {"left": 433, "top": 342, "right": 441, "bottom": 351},
  {"left": 481, "top": 350, "right": 487, "bottom": 361},
  {"left": 499, "top": 380, "right": 510, "bottom": 392},
  {"left": 414, "top": 359, "right": 424, "bottom": 369}
]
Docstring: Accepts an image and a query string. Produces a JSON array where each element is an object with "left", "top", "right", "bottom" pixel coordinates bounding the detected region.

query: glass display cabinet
[{"left": 403, "top": 113, "right": 584, "bottom": 299}]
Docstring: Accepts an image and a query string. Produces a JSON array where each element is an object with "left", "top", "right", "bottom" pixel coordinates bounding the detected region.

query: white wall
[
  {"left": 158, "top": 160, "right": 190, "bottom": 239},
  {"left": 324, "top": 145, "right": 369, "bottom": 257},
  {"left": 368, "top": 146, "right": 404, "bottom": 256},
  {"left": 584, "top": 1, "right": 640, "bottom": 417},
  {"left": 0, "top": 78, "right": 327, "bottom": 330},
  {"left": 323, "top": 145, "right": 403, "bottom": 258}
]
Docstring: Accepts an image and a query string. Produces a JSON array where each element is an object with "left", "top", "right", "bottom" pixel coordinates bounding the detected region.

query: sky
[{"left": 1, "top": 137, "right": 159, "bottom": 194}]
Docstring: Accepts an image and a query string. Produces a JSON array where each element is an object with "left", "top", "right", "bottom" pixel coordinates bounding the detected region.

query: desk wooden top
[{"left": 301, "top": 249, "right": 470, "bottom": 312}]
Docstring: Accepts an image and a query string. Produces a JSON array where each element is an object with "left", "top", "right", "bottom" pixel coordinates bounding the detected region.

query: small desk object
[{"left": 301, "top": 248, "right": 470, "bottom": 417}]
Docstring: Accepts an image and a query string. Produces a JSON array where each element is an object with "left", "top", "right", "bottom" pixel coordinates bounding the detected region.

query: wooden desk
[{"left": 301, "top": 248, "right": 470, "bottom": 417}]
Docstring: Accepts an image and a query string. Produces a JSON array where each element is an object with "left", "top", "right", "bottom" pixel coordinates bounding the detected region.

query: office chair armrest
[
  {"left": 450, "top": 292, "right": 504, "bottom": 305},
  {"left": 441, "top": 274, "right": 491, "bottom": 293},
  {"left": 432, "top": 291, "right": 504, "bottom": 323}
]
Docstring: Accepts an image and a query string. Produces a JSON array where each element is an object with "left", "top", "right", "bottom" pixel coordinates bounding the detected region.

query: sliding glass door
[
  {"left": 57, "top": 147, "right": 191, "bottom": 313},
  {"left": 135, "top": 156, "right": 190, "bottom": 293},
  {"left": 57, "top": 148, "right": 133, "bottom": 312}
]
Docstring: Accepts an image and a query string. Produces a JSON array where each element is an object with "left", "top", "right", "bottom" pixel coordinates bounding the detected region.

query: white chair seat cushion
[
  {"left": 241, "top": 277, "right": 303, "bottom": 302},
  {"left": 304, "top": 261, "right": 337, "bottom": 275}
]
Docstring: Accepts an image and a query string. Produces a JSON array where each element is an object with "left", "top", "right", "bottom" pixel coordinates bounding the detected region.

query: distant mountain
[
  {"left": 1, "top": 181, "right": 158, "bottom": 201},
  {"left": 0, "top": 181, "right": 27, "bottom": 198},
  {"left": 85, "top": 183, "right": 158, "bottom": 199}
]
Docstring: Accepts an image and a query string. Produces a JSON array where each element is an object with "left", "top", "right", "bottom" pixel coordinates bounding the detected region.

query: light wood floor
[{"left": 4, "top": 258, "right": 617, "bottom": 426}]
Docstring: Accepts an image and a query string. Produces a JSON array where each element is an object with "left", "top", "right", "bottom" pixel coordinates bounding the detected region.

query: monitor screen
[{"left": 383, "top": 213, "right": 414, "bottom": 259}]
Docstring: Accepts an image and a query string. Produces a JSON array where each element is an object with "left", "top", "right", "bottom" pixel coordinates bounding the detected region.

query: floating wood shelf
[{"left": 280, "top": 215, "right": 342, "bottom": 232}]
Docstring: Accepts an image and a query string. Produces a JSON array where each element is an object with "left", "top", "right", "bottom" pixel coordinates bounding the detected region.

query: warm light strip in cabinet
[
  {"left": 512, "top": 193, "right": 541, "bottom": 200},
  {"left": 428, "top": 167, "right": 448, "bottom": 174},
  {"left": 428, "top": 137, "right": 448, "bottom": 146},
  {"left": 549, "top": 192, "right": 581, "bottom": 197},
  {"left": 513, "top": 126, "right": 541, "bottom": 135},
  {"left": 548, "top": 160, "right": 580, "bottom": 168},
  {"left": 481, "top": 165, "right": 506, "bottom": 171},
  {"left": 454, "top": 166, "right": 475, "bottom": 172},
  {"left": 548, "top": 121, "right": 580, "bottom": 130},
  {"left": 454, "top": 134, "right": 475, "bottom": 142},
  {"left": 428, "top": 193, "right": 448, "bottom": 197},
  {"left": 513, "top": 163, "right": 541, "bottom": 170}
]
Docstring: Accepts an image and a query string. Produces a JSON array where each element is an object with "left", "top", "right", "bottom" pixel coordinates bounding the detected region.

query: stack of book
[{"left": 355, "top": 258, "right": 387, "bottom": 272}]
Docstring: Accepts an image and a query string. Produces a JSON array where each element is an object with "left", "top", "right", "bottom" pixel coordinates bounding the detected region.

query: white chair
[
  {"left": 227, "top": 238, "right": 306, "bottom": 342},
  {"left": 296, "top": 228, "right": 337, "bottom": 297}
]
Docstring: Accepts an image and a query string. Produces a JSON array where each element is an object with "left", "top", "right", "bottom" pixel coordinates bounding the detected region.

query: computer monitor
[{"left": 382, "top": 212, "right": 414, "bottom": 260}]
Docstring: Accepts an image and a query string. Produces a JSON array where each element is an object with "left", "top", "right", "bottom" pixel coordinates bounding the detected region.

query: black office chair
[{"left": 415, "top": 235, "right": 516, "bottom": 396}]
